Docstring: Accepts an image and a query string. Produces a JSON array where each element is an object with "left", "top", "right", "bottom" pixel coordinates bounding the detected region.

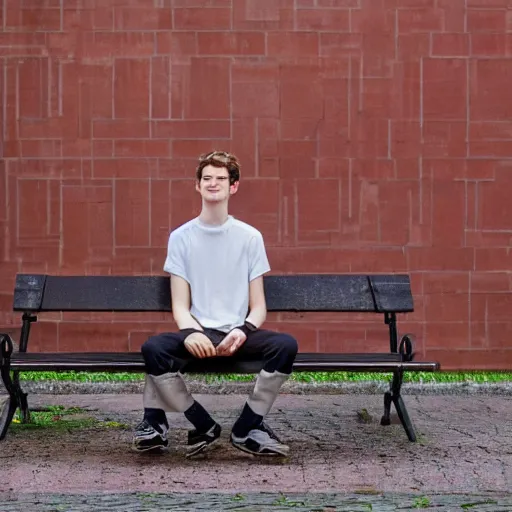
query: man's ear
[
  {"left": 195, "top": 180, "right": 201, "bottom": 193},
  {"left": 230, "top": 181, "right": 240, "bottom": 195}
]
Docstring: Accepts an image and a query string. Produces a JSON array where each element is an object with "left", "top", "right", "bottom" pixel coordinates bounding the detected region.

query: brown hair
[{"left": 196, "top": 151, "right": 241, "bottom": 185}]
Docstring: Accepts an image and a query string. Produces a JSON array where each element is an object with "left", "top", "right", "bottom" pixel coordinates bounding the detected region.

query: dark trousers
[{"left": 142, "top": 328, "right": 298, "bottom": 377}]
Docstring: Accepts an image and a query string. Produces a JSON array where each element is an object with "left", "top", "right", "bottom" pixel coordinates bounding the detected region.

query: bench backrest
[{"left": 12, "top": 274, "right": 414, "bottom": 314}]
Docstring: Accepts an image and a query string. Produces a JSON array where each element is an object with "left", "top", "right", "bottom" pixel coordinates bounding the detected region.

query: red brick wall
[{"left": 1, "top": 0, "right": 512, "bottom": 369}]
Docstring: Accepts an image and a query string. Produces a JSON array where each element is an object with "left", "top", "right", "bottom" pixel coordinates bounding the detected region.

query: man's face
[{"left": 196, "top": 164, "right": 238, "bottom": 203}]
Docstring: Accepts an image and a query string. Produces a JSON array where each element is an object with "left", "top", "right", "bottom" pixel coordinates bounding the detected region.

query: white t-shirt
[{"left": 163, "top": 215, "right": 271, "bottom": 333}]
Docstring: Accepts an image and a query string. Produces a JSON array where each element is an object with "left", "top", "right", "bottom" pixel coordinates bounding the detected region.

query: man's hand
[
  {"left": 184, "top": 332, "right": 216, "bottom": 359},
  {"left": 216, "top": 328, "right": 247, "bottom": 357}
]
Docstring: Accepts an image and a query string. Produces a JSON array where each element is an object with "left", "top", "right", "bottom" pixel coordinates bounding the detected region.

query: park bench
[{"left": 1, "top": 273, "right": 440, "bottom": 444}]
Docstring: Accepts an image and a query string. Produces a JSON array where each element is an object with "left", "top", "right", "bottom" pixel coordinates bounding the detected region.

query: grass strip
[{"left": 18, "top": 370, "right": 512, "bottom": 384}]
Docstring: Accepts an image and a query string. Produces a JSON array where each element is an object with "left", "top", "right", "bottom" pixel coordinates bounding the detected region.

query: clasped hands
[{"left": 184, "top": 329, "right": 246, "bottom": 359}]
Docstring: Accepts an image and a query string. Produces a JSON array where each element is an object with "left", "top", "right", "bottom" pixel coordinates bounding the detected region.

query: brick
[
  {"left": 397, "top": 33, "right": 430, "bottom": 60},
  {"left": 197, "top": 32, "right": 265, "bottom": 56},
  {"left": 475, "top": 248, "right": 512, "bottom": 271},
  {"left": 350, "top": 117, "right": 389, "bottom": 158},
  {"left": 484, "top": 294, "right": 512, "bottom": 322},
  {"left": 17, "top": 58, "right": 48, "bottom": 119},
  {"left": 230, "top": 179, "right": 280, "bottom": 245},
  {"left": 233, "top": 0, "right": 294, "bottom": 30},
  {"left": 114, "top": 140, "right": 170, "bottom": 158},
  {"left": 267, "top": 248, "right": 351, "bottom": 273},
  {"left": 425, "top": 348, "right": 512, "bottom": 370},
  {"left": 397, "top": 8, "right": 444, "bottom": 32},
  {"left": 432, "top": 180, "right": 466, "bottom": 247},
  {"left": 232, "top": 82, "right": 279, "bottom": 117},
  {"left": 478, "top": 173, "right": 512, "bottom": 230},
  {"left": 255, "top": 118, "right": 279, "bottom": 177},
  {"left": 423, "top": 58, "right": 467, "bottom": 120},
  {"left": 467, "top": 9, "right": 507, "bottom": 31},
  {"left": 153, "top": 120, "right": 230, "bottom": 139},
  {"left": 423, "top": 121, "right": 467, "bottom": 158},
  {"left": 61, "top": 185, "right": 113, "bottom": 268},
  {"left": 362, "top": 34, "right": 395, "bottom": 77},
  {"left": 423, "top": 158, "right": 467, "bottom": 183},
  {"left": 391, "top": 120, "right": 421, "bottom": 158},
  {"left": 150, "top": 180, "right": 171, "bottom": 248},
  {"left": 114, "top": 180, "right": 150, "bottom": 247},
  {"left": 93, "top": 159, "right": 158, "bottom": 179},
  {"left": 63, "top": 7, "right": 113, "bottom": 31},
  {"left": 114, "top": 59, "right": 150, "bottom": 118},
  {"left": 58, "top": 323, "right": 130, "bottom": 352},
  {"left": 150, "top": 57, "right": 171, "bottom": 119},
  {"left": 471, "top": 272, "right": 511, "bottom": 293},
  {"left": 16, "top": 180, "right": 52, "bottom": 242},
  {"left": 352, "top": 6, "right": 395, "bottom": 33},
  {"left": 83, "top": 32, "right": 155, "bottom": 59},
  {"left": 170, "top": 179, "right": 201, "bottom": 230},
  {"left": 432, "top": 33, "right": 470, "bottom": 57},
  {"left": 93, "top": 119, "right": 150, "bottom": 138},
  {"left": 296, "top": 179, "right": 340, "bottom": 234},
  {"left": 20, "top": 140, "right": 62, "bottom": 159},
  {"left": 172, "top": 139, "right": 232, "bottom": 159},
  {"left": 470, "top": 140, "right": 512, "bottom": 158},
  {"left": 378, "top": 181, "right": 416, "bottom": 245},
  {"left": 280, "top": 73, "right": 322, "bottom": 119},
  {"left": 391, "top": 61, "right": 421, "bottom": 118},
  {"left": 232, "top": 59, "right": 279, "bottom": 83},
  {"left": 424, "top": 322, "right": 470, "bottom": 349},
  {"left": 278, "top": 140, "right": 317, "bottom": 178},
  {"left": 487, "top": 323, "right": 512, "bottom": 349},
  {"left": 436, "top": 0, "right": 465, "bottom": 31},
  {"left": 78, "top": 64, "right": 113, "bottom": 119},
  {"left": 113, "top": 7, "right": 172, "bottom": 30},
  {"left": 186, "top": 58, "right": 230, "bottom": 119},
  {"left": 471, "top": 34, "right": 507, "bottom": 55},
  {"left": 173, "top": 8, "right": 231, "bottom": 30},
  {"left": 470, "top": 60, "right": 512, "bottom": 120},
  {"left": 156, "top": 32, "right": 197, "bottom": 55},
  {"left": 320, "top": 33, "right": 362, "bottom": 57},
  {"left": 267, "top": 32, "right": 319, "bottom": 56},
  {"left": 423, "top": 272, "right": 469, "bottom": 294},
  {"left": 295, "top": 9, "right": 350, "bottom": 31},
  {"left": 318, "top": 326, "right": 374, "bottom": 354},
  {"left": 465, "top": 159, "right": 495, "bottom": 180},
  {"left": 406, "top": 247, "right": 474, "bottom": 271}
]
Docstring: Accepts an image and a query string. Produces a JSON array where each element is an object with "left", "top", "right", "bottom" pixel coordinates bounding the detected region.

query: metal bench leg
[
  {"left": 12, "top": 372, "right": 31, "bottom": 424},
  {"left": 0, "top": 334, "right": 19, "bottom": 441},
  {"left": 380, "top": 370, "right": 417, "bottom": 442}
]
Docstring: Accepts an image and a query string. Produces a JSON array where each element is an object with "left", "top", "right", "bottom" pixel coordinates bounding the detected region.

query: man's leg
[
  {"left": 132, "top": 330, "right": 221, "bottom": 455},
  {"left": 230, "top": 330, "right": 298, "bottom": 456}
]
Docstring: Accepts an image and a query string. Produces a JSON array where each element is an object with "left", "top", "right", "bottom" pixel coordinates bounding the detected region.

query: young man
[{"left": 132, "top": 151, "right": 298, "bottom": 458}]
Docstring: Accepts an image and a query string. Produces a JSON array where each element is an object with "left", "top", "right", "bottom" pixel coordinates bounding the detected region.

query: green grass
[
  {"left": 11, "top": 405, "right": 130, "bottom": 431},
  {"left": 17, "top": 370, "right": 512, "bottom": 384}
]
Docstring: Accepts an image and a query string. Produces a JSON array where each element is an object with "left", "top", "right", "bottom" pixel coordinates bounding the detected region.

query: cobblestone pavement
[
  {"left": 1, "top": 392, "right": 511, "bottom": 510},
  {"left": 1, "top": 491, "right": 511, "bottom": 511}
]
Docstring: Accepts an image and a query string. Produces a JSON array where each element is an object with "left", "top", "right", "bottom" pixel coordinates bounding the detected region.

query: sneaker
[
  {"left": 186, "top": 422, "right": 222, "bottom": 458},
  {"left": 230, "top": 422, "right": 290, "bottom": 457},
  {"left": 132, "top": 420, "right": 168, "bottom": 452}
]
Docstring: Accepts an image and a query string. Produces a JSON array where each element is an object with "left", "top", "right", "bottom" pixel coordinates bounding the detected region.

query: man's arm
[
  {"left": 170, "top": 274, "right": 203, "bottom": 330},
  {"left": 245, "top": 276, "right": 267, "bottom": 328}
]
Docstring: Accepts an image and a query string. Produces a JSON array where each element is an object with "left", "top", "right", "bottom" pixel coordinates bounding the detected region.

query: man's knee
[
  {"left": 141, "top": 335, "right": 163, "bottom": 361},
  {"left": 277, "top": 333, "right": 298, "bottom": 359}
]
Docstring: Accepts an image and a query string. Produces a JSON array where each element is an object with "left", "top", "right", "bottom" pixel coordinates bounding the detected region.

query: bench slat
[
  {"left": 9, "top": 352, "right": 439, "bottom": 373},
  {"left": 13, "top": 274, "right": 414, "bottom": 313}
]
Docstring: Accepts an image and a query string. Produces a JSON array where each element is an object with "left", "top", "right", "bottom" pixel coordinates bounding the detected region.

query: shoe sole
[
  {"left": 186, "top": 436, "right": 221, "bottom": 458},
  {"left": 131, "top": 444, "right": 168, "bottom": 453},
  {"left": 229, "top": 438, "right": 290, "bottom": 457}
]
